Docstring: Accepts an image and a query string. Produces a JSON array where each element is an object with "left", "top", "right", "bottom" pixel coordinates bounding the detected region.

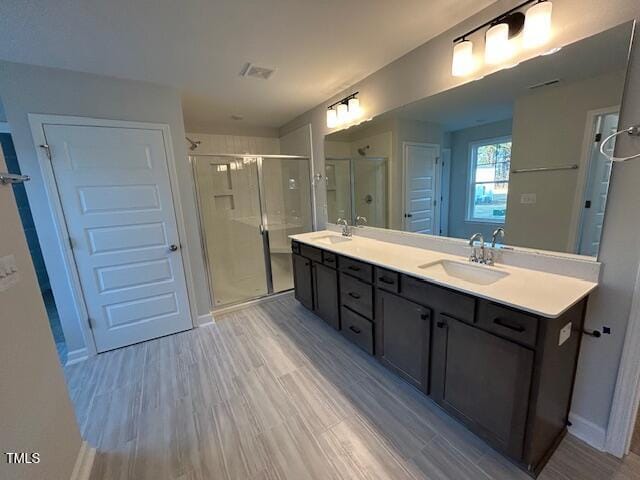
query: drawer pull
[
  {"left": 436, "top": 321, "right": 446, "bottom": 329},
  {"left": 348, "top": 292, "right": 361, "bottom": 300},
  {"left": 348, "top": 265, "right": 361, "bottom": 272},
  {"left": 378, "top": 276, "right": 395, "bottom": 284},
  {"left": 349, "top": 325, "right": 362, "bottom": 334},
  {"left": 493, "top": 317, "right": 525, "bottom": 333},
  {"left": 420, "top": 312, "right": 429, "bottom": 320},
  {"left": 325, "top": 257, "right": 335, "bottom": 263}
]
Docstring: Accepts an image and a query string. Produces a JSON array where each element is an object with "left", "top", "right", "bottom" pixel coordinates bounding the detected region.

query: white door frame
[
  {"left": 402, "top": 141, "right": 441, "bottom": 234},
  {"left": 28, "top": 114, "right": 197, "bottom": 358},
  {"left": 605, "top": 256, "right": 640, "bottom": 457},
  {"left": 568, "top": 105, "right": 620, "bottom": 253}
]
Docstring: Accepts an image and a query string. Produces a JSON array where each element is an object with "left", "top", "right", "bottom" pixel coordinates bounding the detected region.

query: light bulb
[
  {"left": 485, "top": 23, "right": 513, "bottom": 65},
  {"left": 337, "top": 103, "right": 349, "bottom": 124},
  {"left": 452, "top": 40, "right": 474, "bottom": 77},
  {"left": 523, "top": 1, "right": 553, "bottom": 48},
  {"left": 326, "top": 108, "right": 337, "bottom": 128},
  {"left": 348, "top": 97, "right": 361, "bottom": 119}
]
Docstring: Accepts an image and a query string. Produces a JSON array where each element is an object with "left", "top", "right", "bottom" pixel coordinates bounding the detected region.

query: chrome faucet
[
  {"left": 355, "top": 215, "right": 368, "bottom": 228},
  {"left": 491, "top": 227, "right": 505, "bottom": 248},
  {"left": 336, "top": 218, "right": 352, "bottom": 237},
  {"left": 485, "top": 227, "right": 505, "bottom": 266},
  {"left": 468, "top": 233, "right": 485, "bottom": 264}
]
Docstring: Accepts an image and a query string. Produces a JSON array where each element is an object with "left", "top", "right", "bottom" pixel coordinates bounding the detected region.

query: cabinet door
[
  {"left": 376, "top": 290, "right": 431, "bottom": 392},
  {"left": 292, "top": 254, "right": 313, "bottom": 310},
  {"left": 432, "top": 314, "right": 533, "bottom": 460},
  {"left": 313, "top": 262, "right": 340, "bottom": 330}
]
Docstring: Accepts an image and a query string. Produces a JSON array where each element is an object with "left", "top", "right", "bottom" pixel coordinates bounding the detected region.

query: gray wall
[
  {"left": 572, "top": 24, "right": 640, "bottom": 437},
  {"left": 0, "top": 148, "right": 82, "bottom": 480},
  {"left": 280, "top": 0, "right": 640, "bottom": 438},
  {"left": 448, "top": 119, "right": 512, "bottom": 241},
  {"left": 0, "top": 61, "right": 210, "bottom": 356}
]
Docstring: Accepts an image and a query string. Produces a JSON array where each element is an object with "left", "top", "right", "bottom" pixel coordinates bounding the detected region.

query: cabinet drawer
[
  {"left": 341, "top": 307, "right": 374, "bottom": 355},
  {"left": 322, "top": 250, "right": 338, "bottom": 268},
  {"left": 300, "top": 243, "right": 323, "bottom": 263},
  {"left": 477, "top": 301, "right": 538, "bottom": 348},
  {"left": 401, "top": 275, "right": 475, "bottom": 323},
  {"left": 340, "top": 272, "right": 374, "bottom": 319},
  {"left": 375, "top": 267, "right": 399, "bottom": 293},
  {"left": 291, "top": 241, "right": 301, "bottom": 254},
  {"left": 339, "top": 256, "right": 373, "bottom": 283}
]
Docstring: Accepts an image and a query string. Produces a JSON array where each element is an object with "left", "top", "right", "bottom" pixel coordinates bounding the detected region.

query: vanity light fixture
[
  {"left": 523, "top": 1, "right": 553, "bottom": 48},
  {"left": 326, "top": 92, "right": 361, "bottom": 128},
  {"left": 452, "top": 40, "right": 474, "bottom": 77},
  {"left": 451, "top": 0, "right": 553, "bottom": 76},
  {"left": 485, "top": 23, "right": 513, "bottom": 64}
]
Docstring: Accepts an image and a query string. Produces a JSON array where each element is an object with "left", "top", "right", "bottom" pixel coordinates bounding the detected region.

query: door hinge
[
  {"left": 433, "top": 199, "right": 437, "bottom": 206},
  {"left": 39, "top": 144, "right": 52, "bottom": 160},
  {"left": 87, "top": 317, "right": 95, "bottom": 329},
  {"left": 67, "top": 237, "right": 74, "bottom": 250},
  {"left": 435, "top": 157, "right": 439, "bottom": 164},
  {"left": 594, "top": 133, "right": 602, "bottom": 142}
]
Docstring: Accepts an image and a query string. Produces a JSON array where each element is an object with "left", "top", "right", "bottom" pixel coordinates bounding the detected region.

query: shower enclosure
[
  {"left": 191, "top": 154, "right": 314, "bottom": 308},
  {"left": 325, "top": 157, "right": 388, "bottom": 228}
]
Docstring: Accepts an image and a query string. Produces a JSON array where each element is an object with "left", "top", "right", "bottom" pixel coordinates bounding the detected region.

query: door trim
[
  {"left": 402, "top": 142, "right": 441, "bottom": 234},
  {"left": 604, "top": 253, "right": 640, "bottom": 457},
  {"left": 568, "top": 105, "right": 620, "bottom": 253},
  {"left": 28, "top": 114, "right": 197, "bottom": 357}
]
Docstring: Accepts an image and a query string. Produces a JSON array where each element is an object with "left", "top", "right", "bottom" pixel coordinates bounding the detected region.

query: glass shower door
[
  {"left": 192, "top": 154, "right": 313, "bottom": 308},
  {"left": 261, "top": 156, "right": 313, "bottom": 293},
  {"left": 193, "top": 155, "right": 268, "bottom": 306}
]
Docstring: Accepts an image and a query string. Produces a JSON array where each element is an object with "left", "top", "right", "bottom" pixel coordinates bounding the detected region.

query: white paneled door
[
  {"left": 43, "top": 124, "right": 191, "bottom": 352},
  {"left": 403, "top": 143, "right": 440, "bottom": 234}
]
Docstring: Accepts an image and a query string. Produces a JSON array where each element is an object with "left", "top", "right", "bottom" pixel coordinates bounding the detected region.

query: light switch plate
[
  {"left": 521, "top": 193, "right": 537, "bottom": 205},
  {"left": 559, "top": 322, "right": 572, "bottom": 346}
]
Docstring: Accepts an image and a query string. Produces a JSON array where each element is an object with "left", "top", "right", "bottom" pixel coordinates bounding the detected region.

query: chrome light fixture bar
[
  {"left": 326, "top": 92, "right": 361, "bottom": 128},
  {"left": 452, "top": 0, "right": 553, "bottom": 77}
]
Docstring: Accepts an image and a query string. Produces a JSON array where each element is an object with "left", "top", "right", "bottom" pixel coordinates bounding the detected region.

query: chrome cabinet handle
[{"left": 169, "top": 244, "right": 179, "bottom": 252}]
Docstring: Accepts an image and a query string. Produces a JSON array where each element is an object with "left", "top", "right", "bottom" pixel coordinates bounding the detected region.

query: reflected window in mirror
[{"left": 467, "top": 136, "right": 511, "bottom": 224}]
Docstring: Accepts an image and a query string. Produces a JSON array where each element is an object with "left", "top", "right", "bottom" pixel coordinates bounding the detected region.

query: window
[{"left": 467, "top": 136, "right": 511, "bottom": 223}]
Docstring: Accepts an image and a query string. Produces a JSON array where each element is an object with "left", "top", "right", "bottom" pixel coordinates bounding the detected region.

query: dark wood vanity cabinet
[
  {"left": 376, "top": 290, "right": 431, "bottom": 393},
  {"left": 291, "top": 240, "right": 588, "bottom": 477},
  {"left": 292, "top": 253, "right": 313, "bottom": 310},
  {"left": 292, "top": 243, "right": 340, "bottom": 329},
  {"left": 312, "top": 262, "right": 340, "bottom": 330},
  {"left": 431, "top": 313, "right": 534, "bottom": 460}
]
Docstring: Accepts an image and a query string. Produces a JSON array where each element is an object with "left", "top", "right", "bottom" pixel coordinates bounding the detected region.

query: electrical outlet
[
  {"left": 559, "top": 322, "right": 572, "bottom": 346},
  {"left": 521, "top": 193, "right": 537, "bottom": 205}
]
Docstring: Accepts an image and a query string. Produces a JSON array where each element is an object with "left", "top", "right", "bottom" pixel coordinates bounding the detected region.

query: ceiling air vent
[
  {"left": 528, "top": 78, "right": 561, "bottom": 90},
  {"left": 239, "top": 62, "right": 275, "bottom": 80}
]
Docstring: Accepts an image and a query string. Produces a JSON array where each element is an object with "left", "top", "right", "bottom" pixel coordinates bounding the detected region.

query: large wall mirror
[{"left": 324, "top": 21, "right": 634, "bottom": 258}]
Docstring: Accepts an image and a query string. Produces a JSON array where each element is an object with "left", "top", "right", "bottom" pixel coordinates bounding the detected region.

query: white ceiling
[{"left": 0, "top": 0, "right": 496, "bottom": 131}]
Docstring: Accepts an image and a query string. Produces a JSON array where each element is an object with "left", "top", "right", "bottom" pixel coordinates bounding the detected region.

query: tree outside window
[{"left": 467, "top": 137, "right": 511, "bottom": 223}]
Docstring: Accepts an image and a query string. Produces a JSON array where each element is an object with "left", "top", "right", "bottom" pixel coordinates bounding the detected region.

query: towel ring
[{"left": 599, "top": 125, "right": 640, "bottom": 162}]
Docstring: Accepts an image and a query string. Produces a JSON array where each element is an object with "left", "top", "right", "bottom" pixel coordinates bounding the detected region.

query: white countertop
[{"left": 290, "top": 231, "right": 598, "bottom": 318}]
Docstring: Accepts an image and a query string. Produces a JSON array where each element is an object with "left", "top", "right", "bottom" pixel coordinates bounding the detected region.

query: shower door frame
[
  {"left": 190, "top": 154, "right": 314, "bottom": 310},
  {"left": 325, "top": 156, "right": 389, "bottom": 226}
]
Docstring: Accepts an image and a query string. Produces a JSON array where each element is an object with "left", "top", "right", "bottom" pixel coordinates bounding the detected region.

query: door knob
[{"left": 169, "top": 244, "right": 179, "bottom": 252}]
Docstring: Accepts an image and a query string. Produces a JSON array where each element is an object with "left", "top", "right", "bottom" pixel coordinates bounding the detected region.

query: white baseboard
[
  {"left": 70, "top": 441, "right": 95, "bottom": 480},
  {"left": 65, "top": 347, "right": 89, "bottom": 366},
  {"left": 197, "top": 312, "right": 214, "bottom": 327},
  {"left": 568, "top": 412, "right": 606, "bottom": 451}
]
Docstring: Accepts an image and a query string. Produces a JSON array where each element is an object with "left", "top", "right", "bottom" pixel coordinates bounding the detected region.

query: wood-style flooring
[{"left": 64, "top": 294, "right": 640, "bottom": 480}]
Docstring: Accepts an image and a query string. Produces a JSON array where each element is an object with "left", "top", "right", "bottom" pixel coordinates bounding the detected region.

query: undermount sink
[
  {"left": 418, "top": 259, "right": 509, "bottom": 286},
  {"left": 313, "top": 235, "right": 352, "bottom": 245}
]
